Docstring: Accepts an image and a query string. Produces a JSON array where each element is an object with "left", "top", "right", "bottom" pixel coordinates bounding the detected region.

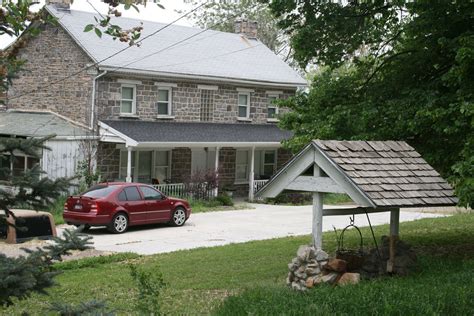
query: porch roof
[{"left": 99, "top": 120, "right": 292, "bottom": 147}]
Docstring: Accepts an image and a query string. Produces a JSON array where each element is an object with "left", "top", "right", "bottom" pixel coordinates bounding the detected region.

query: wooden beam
[
  {"left": 287, "top": 176, "right": 346, "bottom": 193},
  {"left": 323, "top": 207, "right": 392, "bottom": 216},
  {"left": 387, "top": 208, "right": 400, "bottom": 273},
  {"left": 312, "top": 164, "right": 323, "bottom": 250},
  {"left": 258, "top": 147, "right": 314, "bottom": 198},
  {"left": 313, "top": 146, "right": 375, "bottom": 207}
]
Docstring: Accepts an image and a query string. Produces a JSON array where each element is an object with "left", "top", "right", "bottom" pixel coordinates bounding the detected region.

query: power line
[
  {"left": 8, "top": 0, "right": 209, "bottom": 101},
  {"left": 90, "top": 8, "right": 253, "bottom": 76}
]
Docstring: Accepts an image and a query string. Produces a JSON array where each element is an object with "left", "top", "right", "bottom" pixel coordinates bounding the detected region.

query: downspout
[{"left": 90, "top": 70, "right": 108, "bottom": 130}]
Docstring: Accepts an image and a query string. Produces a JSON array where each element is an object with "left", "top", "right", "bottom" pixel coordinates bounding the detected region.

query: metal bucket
[{"left": 335, "top": 219, "right": 365, "bottom": 271}]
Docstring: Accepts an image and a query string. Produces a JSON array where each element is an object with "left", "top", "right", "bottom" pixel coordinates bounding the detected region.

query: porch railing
[
  {"left": 253, "top": 179, "right": 269, "bottom": 194},
  {"left": 153, "top": 183, "right": 214, "bottom": 200}
]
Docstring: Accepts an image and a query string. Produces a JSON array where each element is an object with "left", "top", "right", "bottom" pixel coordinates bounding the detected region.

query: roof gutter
[
  {"left": 98, "top": 66, "right": 307, "bottom": 90},
  {"left": 90, "top": 70, "right": 108, "bottom": 130}
]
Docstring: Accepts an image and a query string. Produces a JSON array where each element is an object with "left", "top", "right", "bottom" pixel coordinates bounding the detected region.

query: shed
[
  {"left": 0, "top": 110, "right": 92, "bottom": 181},
  {"left": 256, "top": 140, "right": 457, "bottom": 271}
]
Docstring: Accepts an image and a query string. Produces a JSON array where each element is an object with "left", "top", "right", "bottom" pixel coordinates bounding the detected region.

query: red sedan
[{"left": 63, "top": 183, "right": 192, "bottom": 233}]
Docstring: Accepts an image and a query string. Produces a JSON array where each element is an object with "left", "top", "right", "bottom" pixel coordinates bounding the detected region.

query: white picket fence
[{"left": 153, "top": 183, "right": 214, "bottom": 200}]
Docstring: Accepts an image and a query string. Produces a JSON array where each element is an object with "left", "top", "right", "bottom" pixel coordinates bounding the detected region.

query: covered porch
[{"left": 98, "top": 120, "right": 293, "bottom": 200}]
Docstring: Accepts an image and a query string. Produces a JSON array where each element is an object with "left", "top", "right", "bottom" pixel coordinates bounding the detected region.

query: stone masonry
[
  {"left": 7, "top": 23, "right": 96, "bottom": 126},
  {"left": 171, "top": 148, "right": 192, "bottom": 182},
  {"left": 96, "top": 76, "right": 294, "bottom": 124},
  {"left": 97, "top": 143, "right": 120, "bottom": 182}
]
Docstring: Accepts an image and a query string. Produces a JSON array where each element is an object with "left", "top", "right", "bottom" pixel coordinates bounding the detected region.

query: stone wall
[
  {"left": 217, "top": 147, "right": 236, "bottom": 190},
  {"left": 7, "top": 24, "right": 95, "bottom": 126},
  {"left": 277, "top": 148, "right": 293, "bottom": 169},
  {"left": 97, "top": 143, "right": 120, "bottom": 182},
  {"left": 96, "top": 76, "right": 294, "bottom": 124},
  {"left": 171, "top": 148, "right": 192, "bottom": 182}
]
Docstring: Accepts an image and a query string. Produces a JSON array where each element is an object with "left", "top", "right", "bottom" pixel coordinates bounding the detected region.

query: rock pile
[{"left": 286, "top": 245, "right": 360, "bottom": 291}]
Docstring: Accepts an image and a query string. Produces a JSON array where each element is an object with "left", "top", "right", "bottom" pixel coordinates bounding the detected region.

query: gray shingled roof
[
  {"left": 102, "top": 120, "right": 292, "bottom": 143},
  {"left": 46, "top": 6, "right": 306, "bottom": 87},
  {"left": 313, "top": 140, "right": 457, "bottom": 207},
  {"left": 0, "top": 111, "right": 89, "bottom": 137}
]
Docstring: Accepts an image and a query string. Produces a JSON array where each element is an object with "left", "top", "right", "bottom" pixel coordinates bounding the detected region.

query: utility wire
[{"left": 8, "top": 0, "right": 210, "bottom": 101}]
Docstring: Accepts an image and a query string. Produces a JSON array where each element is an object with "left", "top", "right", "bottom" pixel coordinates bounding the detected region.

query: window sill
[
  {"left": 267, "top": 118, "right": 279, "bottom": 123},
  {"left": 156, "top": 115, "right": 175, "bottom": 120},
  {"left": 119, "top": 114, "right": 139, "bottom": 119},
  {"left": 237, "top": 117, "right": 252, "bottom": 122}
]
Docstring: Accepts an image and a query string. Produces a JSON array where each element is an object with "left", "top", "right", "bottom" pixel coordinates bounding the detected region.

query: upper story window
[
  {"left": 157, "top": 87, "right": 172, "bottom": 117},
  {"left": 267, "top": 95, "right": 279, "bottom": 120},
  {"left": 238, "top": 92, "right": 250, "bottom": 119},
  {"left": 120, "top": 84, "right": 136, "bottom": 115}
]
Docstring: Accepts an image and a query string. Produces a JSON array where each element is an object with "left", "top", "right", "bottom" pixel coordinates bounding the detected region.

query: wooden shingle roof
[
  {"left": 256, "top": 140, "right": 457, "bottom": 209},
  {"left": 313, "top": 140, "right": 457, "bottom": 207}
]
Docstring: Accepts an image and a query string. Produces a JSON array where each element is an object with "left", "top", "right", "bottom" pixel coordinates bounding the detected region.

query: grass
[
  {"left": 49, "top": 195, "right": 67, "bottom": 225},
  {"left": 190, "top": 199, "right": 252, "bottom": 214},
  {"left": 2, "top": 213, "right": 473, "bottom": 315}
]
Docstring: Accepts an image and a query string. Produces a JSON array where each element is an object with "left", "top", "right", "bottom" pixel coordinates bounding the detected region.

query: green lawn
[{"left": 3, "top": 213, "right": 473, "bottom": 315}]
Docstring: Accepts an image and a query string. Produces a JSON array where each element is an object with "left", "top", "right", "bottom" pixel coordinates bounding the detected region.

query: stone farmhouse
[{"left": 3, "top": 2, "right": 306, "bottom": 199}]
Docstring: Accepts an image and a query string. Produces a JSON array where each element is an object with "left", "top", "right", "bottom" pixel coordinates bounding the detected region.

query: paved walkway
[{"left": 69, "top": 204, "right": 446, "bottom": 255}]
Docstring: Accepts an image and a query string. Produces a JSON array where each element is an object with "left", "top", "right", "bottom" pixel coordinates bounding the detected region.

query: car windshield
[{"left": 82, "top": 185, "right": 119, "bottom": 198}]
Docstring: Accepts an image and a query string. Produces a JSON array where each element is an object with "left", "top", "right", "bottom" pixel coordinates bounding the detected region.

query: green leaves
[
  {"left": 273, "top": 1, "right": 474, "bottom": 207},
  {"left": 83, "top": 24, "right": 94, "bottom": 32}
]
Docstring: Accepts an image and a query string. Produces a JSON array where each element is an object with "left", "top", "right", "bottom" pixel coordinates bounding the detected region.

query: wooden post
[
  {"left": 126, "top": 146, "right": 133, "bottom": 183},
  {"left": 312, "top": 164, "right": 323, "bottom": 250},
  {"left": 387, "top": 208, "right": 400, "bottom": 273},
  {"left": 248, "top": 146, "right": 255, "bottom": 202},
  {"left": 214, "top": 147, "right": 220, "bottom": 197}
]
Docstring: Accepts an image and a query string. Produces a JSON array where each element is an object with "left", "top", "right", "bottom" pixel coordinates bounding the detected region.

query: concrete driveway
[{"left": 65, "top": 204, "right": 445, "bottom": 255}]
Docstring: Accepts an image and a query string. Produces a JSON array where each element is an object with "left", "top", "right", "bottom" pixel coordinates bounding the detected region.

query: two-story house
[{"left": 5, "top": 2, "right": 306, "bottom": 199}]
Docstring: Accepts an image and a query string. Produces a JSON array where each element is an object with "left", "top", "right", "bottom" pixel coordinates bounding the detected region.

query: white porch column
[
  {"left": 387, "top": 208, "right": 400, "bottom": 272},
  {"left": 126, "top": 146, "right": 133, "bottom": 183},
  {"left": 214, "top": 147, "right": 220, "bottom": 197},
  {"left": 248, "top": 146, "right": 255, "bottom": 201},
  {"left": 312, "top": 164, "right": 324, "bottom": 250}
]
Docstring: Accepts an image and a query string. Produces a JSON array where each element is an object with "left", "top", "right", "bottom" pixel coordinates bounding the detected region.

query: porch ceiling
[{"left": 99, "top": 120, "right": 292, "bottom": 147}]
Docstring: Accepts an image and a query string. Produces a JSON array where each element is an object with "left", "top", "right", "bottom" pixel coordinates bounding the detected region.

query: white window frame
[
  {"left": 0, "top": 153, "right": 40, "bottom": 179},
  {"left": 156, "top": 87, "right": 173, "bottom": 118},
  {"left": 235, "top": 149, "right": 250, "bottom": 184},
  {"left": 120, "top": 84, "right": 137, "bottom": 116},
  {"left": 267, "top": 94, "right": 280, "bottom": 122},
  {"left": 261, "top": 149, "right": 277, "bottom": 177},
  {"left": 237, "top": 92, "right": 250, "bottom": 120}
]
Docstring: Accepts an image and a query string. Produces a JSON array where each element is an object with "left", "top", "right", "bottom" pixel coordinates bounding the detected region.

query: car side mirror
[{"left": 161, "top": 195, "right": 167, "bottom": 200}]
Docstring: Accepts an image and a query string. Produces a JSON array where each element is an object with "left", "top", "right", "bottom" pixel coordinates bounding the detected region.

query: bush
[
  {"left": 215, "top": 194, "right": 234, "bottom": 206},
  {"left": 267, "top": 191, "right": 312, "bottom": 205}
]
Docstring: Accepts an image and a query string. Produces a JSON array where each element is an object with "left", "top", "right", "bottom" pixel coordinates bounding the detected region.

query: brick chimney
[
  {"left": 46, "top": 0, "right": 71, "bottom": 10},
  {"left": 234, "top": 19, "right": 258, "bottom": 39}
]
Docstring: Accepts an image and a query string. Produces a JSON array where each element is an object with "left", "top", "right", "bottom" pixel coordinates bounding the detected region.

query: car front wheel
[
  {"left": 109, "top": 213, "right": 128, "bottom": 233},
  {"left": 170, "top": 207, "right": 187, "bottom": 227}
]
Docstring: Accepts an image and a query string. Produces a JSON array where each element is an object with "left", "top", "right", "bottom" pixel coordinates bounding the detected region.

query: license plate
[{"left": 74, "top": 204, "right": 83, "bottom": 210}]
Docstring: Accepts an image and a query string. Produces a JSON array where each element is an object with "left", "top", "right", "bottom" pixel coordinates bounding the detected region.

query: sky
[{"left": 0, "top": 0, "right": 194, "bottom": 48}]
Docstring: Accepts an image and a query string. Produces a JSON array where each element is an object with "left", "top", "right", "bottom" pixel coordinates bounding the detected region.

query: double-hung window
[
  {"left": 157, "top": 87, "right": 172, "bottom": 117},
  {"left": 262, "top": 150, "right": 277, "bottom": 177},
  {"left": 235, "top": 150, "right": 249, "bottom": 182},
  {"left": 120, "top": 84, "right": 136, "bottom": 115},
  {"left": 267, "top": 95, "right": 279, "bottom": 120},
  {"left": 154, "top": 151, "right": 170, "bottom": 182},
  {"left": 237, "top": 92, "right": 250, "bottom": 119}
]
